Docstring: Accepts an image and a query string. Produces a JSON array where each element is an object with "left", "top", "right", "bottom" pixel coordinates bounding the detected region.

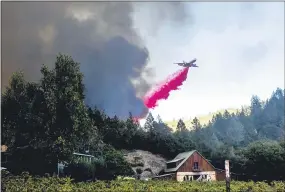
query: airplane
[{"left": 174, "top": 58, "right": 198, "bottom": 67}]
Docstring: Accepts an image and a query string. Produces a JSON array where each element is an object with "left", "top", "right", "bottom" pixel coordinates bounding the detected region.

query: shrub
[
  {"left": 64, "top": 160, "right": 95, "bottom": 182},
  {"left": 97, "top": 145, "right": 134, "bottom": 180},
  {"left": 2, "top": 174, "right": 285, "bottom": 192}
]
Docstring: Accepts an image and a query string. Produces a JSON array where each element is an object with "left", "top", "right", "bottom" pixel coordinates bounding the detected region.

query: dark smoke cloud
[
  {"left": 2, "top": 2, "right": 188, "bottom": 119},
  {"left": 133, "top": 2, "right": 192, "bottom": 36}
]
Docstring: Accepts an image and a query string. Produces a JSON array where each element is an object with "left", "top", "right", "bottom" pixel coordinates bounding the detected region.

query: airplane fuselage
[{"left": 175, "top": 59, "right": 198, "bottom": 67}]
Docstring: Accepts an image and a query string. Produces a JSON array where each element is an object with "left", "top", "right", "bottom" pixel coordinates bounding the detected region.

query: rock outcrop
[{"left": 122, "top": 149, "right": 167, "bottom": 180}]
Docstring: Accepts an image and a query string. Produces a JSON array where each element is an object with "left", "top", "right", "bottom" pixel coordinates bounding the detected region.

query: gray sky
[{"left": 133, "top": 2, "right": 284, "bottom": 121}]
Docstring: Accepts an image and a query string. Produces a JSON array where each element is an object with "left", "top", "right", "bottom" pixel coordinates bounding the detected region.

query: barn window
[{"left": 193, "top": 162, "right": 199, "bottom": 169}]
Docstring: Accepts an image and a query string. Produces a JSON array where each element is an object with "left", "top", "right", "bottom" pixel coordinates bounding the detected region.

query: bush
[
  {"left": 63, "top": 145, "right": 134, "bottom": 181},
  {"left": 2, "top": 174, "right": 285, "bottom": 192},
  {"left": 96, "top": 145, "right": 134, "bottom": 180},
  {"left": 64, "top": 160, "right": 95, "bottom": 182}
]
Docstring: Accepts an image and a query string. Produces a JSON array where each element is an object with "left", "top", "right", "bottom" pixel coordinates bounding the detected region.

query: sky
[
  {"left": 132, "top": 2, "right": 284, "bottom": 122},
  {"left": 2, "top": 2, "right": 284, "bottom": 123}
]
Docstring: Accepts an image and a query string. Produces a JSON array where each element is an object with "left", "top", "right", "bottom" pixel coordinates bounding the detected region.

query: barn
[{"left": 153, "top": 150, "right": 227, "bottom": 182}]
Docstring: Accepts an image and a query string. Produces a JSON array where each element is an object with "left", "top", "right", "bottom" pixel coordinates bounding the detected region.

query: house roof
[
  {"left": 164, "top": 150, "right": 216, "bottom": 173},
  {"left": 165, "top": 150, "right": 195, "bottom": 173}
]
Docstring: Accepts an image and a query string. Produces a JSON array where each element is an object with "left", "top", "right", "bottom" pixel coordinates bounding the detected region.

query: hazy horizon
[{"left": 133, "top": 2, "right": 284, "bottom": 121}]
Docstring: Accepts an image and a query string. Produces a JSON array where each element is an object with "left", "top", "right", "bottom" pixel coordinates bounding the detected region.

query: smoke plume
[{"left": 2, "top": 2, "right": 187, "bottom": 118}]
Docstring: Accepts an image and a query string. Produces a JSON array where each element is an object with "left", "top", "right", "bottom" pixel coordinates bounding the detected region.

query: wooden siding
[
  {"left": 177, "top": 151, "right": 215, "bottom": 172},
  {"left": 216, "top": 170, "right": 239, "bottom": 181},
  {"left": 215, "top": 170, "right": 226, "bottom": 181}
]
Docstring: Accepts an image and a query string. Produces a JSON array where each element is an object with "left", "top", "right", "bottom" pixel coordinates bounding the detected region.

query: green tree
[
  {"left": 177, "top": 119, "right": 187, "bottom": 132},
  {"left": 243, "top": 140, "right": 285, "bottom": 181},
  {"left": 2, "top": 72, "right": 34, "bottom": 148},
  {"left": 97, "top": 145, "right": 134, "bottom": 180},
  {"left": 250, "top": 95, "right": 263, "bottom": 135},
  {"left": 2, "top": 54, "right": 99, "bottom": 175},
  {"left": 191, "top": 117, "right": 201, "bottom": 131},
  {"left": 41, "top": 54, "right": 96, "bottom": 162},
  {"left": 144, "top": 113, "right": 154, "bottom": 131},
  {"left": 237, "top": 107, "right": 257, "bottom": 145},
  {"left": 124, "top": 113, "right": 139, "bottom": 147},
  {"left": 260, "top": 89, "right": 285, "bottom": 140},
  {"left": 1, "top": 72, "right": 53, "bottom": 174}
]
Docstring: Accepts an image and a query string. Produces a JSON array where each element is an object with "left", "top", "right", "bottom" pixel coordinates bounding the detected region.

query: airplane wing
[{"left": 174, "top": 62, "right": 184, "bottom": 65}]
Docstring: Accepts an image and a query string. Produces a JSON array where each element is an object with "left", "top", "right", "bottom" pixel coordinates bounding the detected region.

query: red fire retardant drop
[{"left": 143, "top": 67, "right": 190, "bottom": 109}]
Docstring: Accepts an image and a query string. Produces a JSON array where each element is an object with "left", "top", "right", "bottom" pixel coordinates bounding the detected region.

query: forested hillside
[
  {"left": 2, "top": 55, "right": 285, "bottom": 182},
  {"left": 164, "top": 108, "right": 239, "bottom": 130}
]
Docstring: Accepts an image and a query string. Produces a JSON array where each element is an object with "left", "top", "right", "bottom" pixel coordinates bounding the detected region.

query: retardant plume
[{"left": 143, "top": 67, "right": 190, "bottom": 109}]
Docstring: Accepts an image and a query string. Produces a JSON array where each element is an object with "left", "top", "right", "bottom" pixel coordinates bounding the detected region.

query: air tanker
[{"left": 174, "top": 58, "right": 198, "bottom": 67}]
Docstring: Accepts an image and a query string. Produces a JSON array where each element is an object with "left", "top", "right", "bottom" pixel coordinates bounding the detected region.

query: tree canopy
[{"left": 2, "top": 54, "right": 284, "bottom": 181}]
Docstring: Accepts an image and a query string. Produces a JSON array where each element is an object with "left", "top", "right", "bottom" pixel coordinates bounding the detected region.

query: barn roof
[
  {"left": 164, "top": 150, "right": 216, "bottom": 173},
  {"left": 165, "top": 150, "right": 195, "bottom": 173},
  {"left": 167, "top": 158, "right": 184, "bottom": 164}
]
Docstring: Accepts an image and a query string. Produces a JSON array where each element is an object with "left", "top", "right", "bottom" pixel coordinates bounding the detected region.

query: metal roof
[
  {"left": 73, "top": 152, "right": 95, "bottom": 157},
  {"left": 165, "top": 150, "right": 195, "bottom": 173},
  {"left": 166, "top": 158, "right": 184, "bottom": 164},
  {"left": 165, "top": 150, "right": 217, "bottom": 173}
]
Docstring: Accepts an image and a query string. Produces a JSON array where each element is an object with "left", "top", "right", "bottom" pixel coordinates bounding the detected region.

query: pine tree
[
  {"left": 144, "top": 112, "right": 154, "bottom": 131},
  {"left": 156, "top": 115, "right": 163, "bottom": 124},
  {"left": 223, "top": 110, "right": 231, "bottom": 119},
  {"left": 191, "top": 117, "right": 201, "bottom": 131},
  {"left": 177, "top": 119, "right": 187, "bottom": 132}
]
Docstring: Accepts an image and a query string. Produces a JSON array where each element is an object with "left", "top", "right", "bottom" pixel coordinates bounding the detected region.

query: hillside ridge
[{"left": 164, "top": 107, "right": 242, "bottom": 130}]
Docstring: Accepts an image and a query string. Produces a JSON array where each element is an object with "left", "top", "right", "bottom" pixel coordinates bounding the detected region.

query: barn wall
[
  {"left": 178, "top": 151, "right": 215, "bottom": 172},
  {"left": 176, "top": 171, "right": 216, "bottom": 182},
  {"left": 216, "top": 170, "right": 226, "bottom": 181}
]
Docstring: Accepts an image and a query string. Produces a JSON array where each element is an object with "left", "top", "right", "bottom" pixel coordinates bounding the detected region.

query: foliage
[
  {"left": 242, "top": 140, "right": 285, "bottom": 181},
  {"left": 2, "top": 54, "right": 285, "bottom": 182},
  {"left": 97, "top": 145, "right": 134, "bottom": 180},
  {"left": 1, "top": 54, "right": 100, "bottom": 176},
  {"left": 177, "top": 119, "right": 187, "bottom": 132},
  {"left": 64, "top": 159, "right": 96, "bottom": 182},
  {"left": 2, "top": 174, "right": 285, "bottom": 192}
]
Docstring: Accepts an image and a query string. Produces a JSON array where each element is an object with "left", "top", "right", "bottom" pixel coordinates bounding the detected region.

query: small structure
[
  {"left": 1, "top": 145, "right": 8, "bottom": 152},
  {"left": 72, "top": 152, "right": 95, "bottom": 163},
  {"left": 57, "top": 152, "right": 95, "bottom": 176},
  {"left": 1, "top": 145, "right": 10, "bottom": 170},
  {"left": 153, "top": 150, "right": 228, "bottom": 182}
]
